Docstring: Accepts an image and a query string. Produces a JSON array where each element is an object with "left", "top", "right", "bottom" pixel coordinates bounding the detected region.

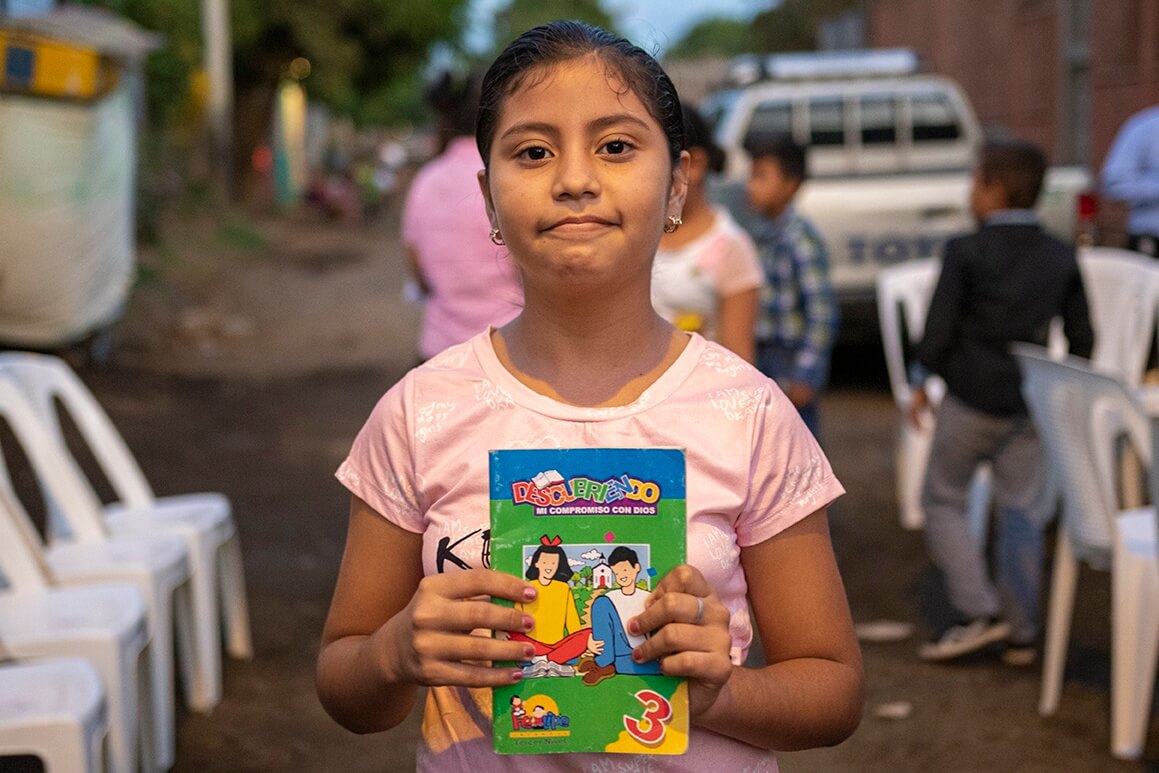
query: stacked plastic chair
[
  {"left": 1013, "top": 343, "right": 1159, "bottom": 760},
  {"left": 0, "top": 486, "right": 150, "bottom": 773},
  {"left": 0, "top": 351, "right": 252, "bottom": 712},
  {"left": 0, "top": 657, "right": 108, "bottom": 773},
  {"left": 0, "top": 377, "right": 189, "bottom": 770}
]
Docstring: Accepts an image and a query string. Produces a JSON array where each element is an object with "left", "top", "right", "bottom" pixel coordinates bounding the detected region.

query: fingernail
[
  {"left": 522, "top": 615, "right": 535, "bottom": 631},
  {"left": 522, "top": 586, "right": 537, "bottom": 601},
  {"left": 627, "top": 619, "right": 641, "bottom": 636},
  {"left": 631, "top": 648, "right": 643, "bottom": 663},
  {"left": 522, "top": 644, "right": 536, "bottom": 659},
  {"left": 511, "top": 670, "right": 524, "bottom": 682}
]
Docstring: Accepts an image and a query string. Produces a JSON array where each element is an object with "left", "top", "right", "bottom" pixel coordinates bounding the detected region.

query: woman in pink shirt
[
  {"left": 319, "top": 21, "right": 863, "bottom": 772},
  {"left": 402, "top": 71, "right": 523, "bottom": 361}
]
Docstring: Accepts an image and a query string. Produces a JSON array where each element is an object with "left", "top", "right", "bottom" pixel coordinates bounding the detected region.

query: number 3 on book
[{"left": 623, "top": 689, "right": 673, "bottom": 745}]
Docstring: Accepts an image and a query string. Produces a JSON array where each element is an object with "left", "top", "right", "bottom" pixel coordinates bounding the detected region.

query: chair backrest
[
  {"left": 0, "top": 377, "right": 110, "bottom": 544},
  {"left": 1077, "top": 246, "right": 1159, "bottom": 386},
  {"left": 876, "top": 258, "right": 941, "bottom": 406},
  {"left": 0, "top": 352, "right": 155, "bottom": 508},
  {"left": 0, "top": 485, "right": 53, "bottom": 593},
  {"left": 1013, "top": 343, "right": 1153, "bottom": 566}
]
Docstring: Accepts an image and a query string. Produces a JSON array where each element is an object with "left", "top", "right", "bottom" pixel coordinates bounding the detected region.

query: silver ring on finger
[{"left": 693, "top": 596, "right": 704, "bottom": 625}]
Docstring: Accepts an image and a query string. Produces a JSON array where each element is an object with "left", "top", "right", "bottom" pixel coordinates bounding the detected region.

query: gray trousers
[{"left": 922, "top": 394, "right": 1050, "bottom": 642}]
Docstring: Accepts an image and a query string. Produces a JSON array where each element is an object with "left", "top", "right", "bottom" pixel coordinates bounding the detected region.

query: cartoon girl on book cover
[{"left": 508, "top": 536, "right": 601, "bottom": 678}]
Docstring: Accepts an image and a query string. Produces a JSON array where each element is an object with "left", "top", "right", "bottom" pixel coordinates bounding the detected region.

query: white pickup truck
[{"left": 701, "top": 49, "right": 1095, "bottom": 334}]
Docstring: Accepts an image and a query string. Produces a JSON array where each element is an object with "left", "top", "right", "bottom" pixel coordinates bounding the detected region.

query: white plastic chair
[
  {"left": 876, "top": 258, "right": 993, "bottom": 537},
  {"left": 1075, "top": 247, "right": 1159, "bottom": 510},
  {"left": 0, "top": 378, "right": 190, "bottom": 770},
  {"left": 0, "top": 351, "right": 253, "bottom": 713},
  {"left": 1078, "top": 246, "right": 1159, "bottom": 387},
  {"left": 0, "top": 488, "right": 150, "bottom": 773},
  {"left": 0, "top": 657, "right": 108, "bottom": 773},
  {"left": 1013, "top": 343, "right": 1159, "bottom": 760}
]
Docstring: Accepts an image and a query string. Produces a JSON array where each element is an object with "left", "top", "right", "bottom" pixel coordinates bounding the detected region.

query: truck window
[
  {"left": 742, "top": 100, "right": 792, "bottom": 149},
  {"left": 911, "top": 93, "right": 961, "bottom": 142},
  {"left": 808, "top": 97, "right": 845, "bottom": 146},
  {"left": 859, "top": 95, "right": 897, "bottom": 144}
]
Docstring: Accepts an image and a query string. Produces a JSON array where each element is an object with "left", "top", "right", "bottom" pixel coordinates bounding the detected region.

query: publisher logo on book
[
  {"left": 509, "top": 694, "right": 571, "bottom": 738},
  {"left": 511, "top": 469, "right": 661, "bottom": 516}
]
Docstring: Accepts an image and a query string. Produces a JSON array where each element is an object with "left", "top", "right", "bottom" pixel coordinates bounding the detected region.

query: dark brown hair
[
  {"left": 977, "top": 139, "right": 1048, "bottom": 209},
  {"left": 745, "top": 134, "right": 807, "bottom": 182},
  {"left": 475, "top": 20, "right": 684, "bottom": 168}
]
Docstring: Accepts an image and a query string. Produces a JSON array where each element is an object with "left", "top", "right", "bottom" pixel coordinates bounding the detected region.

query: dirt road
[{"left": 70, "top": 203, "right": 1157, "bottom": 771}]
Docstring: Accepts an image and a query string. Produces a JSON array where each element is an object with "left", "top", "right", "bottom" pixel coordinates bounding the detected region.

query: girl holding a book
[{"left": 317, "top": 20, "right": 863, "bottom": 771}]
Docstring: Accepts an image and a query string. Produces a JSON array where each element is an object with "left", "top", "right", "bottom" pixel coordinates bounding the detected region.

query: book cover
[{"left": 489, "top": 447, "right": 688, "bottom": 756}]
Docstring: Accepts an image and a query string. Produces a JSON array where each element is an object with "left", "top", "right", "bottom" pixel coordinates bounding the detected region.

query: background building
[{"left": 866, "top": 0, "right": 1158, "bottom": 170}]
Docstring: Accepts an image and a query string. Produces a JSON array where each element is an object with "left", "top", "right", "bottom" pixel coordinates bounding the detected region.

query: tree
[
  {"left": 489, "top": 0, "right": 618, "bottom": 53},
  {"left": 750, "top": 0, "right": 862, "bottom": 53},
  {"left": 79, "top": 0, "right": 472, "bottom": 190},
  {"left": 665, "top": 18, "right": 754, "bottom": 60}
]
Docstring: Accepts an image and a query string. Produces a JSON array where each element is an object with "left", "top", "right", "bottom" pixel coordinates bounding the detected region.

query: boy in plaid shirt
[{"left": 745, "top": 135, "right": 838, "bottom": 438}]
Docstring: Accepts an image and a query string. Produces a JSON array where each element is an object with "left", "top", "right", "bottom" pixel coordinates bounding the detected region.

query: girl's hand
[
  {"left": 378, "top": 568, "right": 538, "bottom": 688},
  {"left": 627, "top": 564, "right": 733, "bottom": 718}
]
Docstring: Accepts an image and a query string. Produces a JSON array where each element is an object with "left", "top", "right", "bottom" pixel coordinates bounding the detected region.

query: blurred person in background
[
  {"left": 910, "top": 139, "right": 1093, "bottom": 665},
  {"left": 1101, "top": 103, "right": 1159, "bottom": 257},
  {"left": 652, "top": 108, "right": 763, "bottom": 362},
  {"left": 402, "top": 70, "right": 523, "bottom": 362},
  {"left": 745, "top": 135, "right": 838, "bottom": 439}
]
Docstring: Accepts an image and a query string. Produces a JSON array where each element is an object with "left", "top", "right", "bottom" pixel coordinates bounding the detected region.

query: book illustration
[
  {"left": 581, "top": 545, "right": 660, "bottom": 686},
  {"left": 490, "top": 447, "right": 688, "bottom": 756},
  {"left": 509, "top": 537, "right": 657, "bottom": 682}
]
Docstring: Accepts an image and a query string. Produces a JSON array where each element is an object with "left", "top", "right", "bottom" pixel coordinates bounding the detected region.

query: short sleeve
[
  {"left": 734, "top": 384, "right": 845, "bottom": 547},
  {"left": 712, "top": 227, "right": 765, "bottom": 298},
  {"left": 335, "top": 376, "right": 424, "bottom": 533}
]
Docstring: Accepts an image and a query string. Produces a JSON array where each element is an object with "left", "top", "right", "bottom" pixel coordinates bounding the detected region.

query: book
[{"left": 489, "top": 447, "right": 688, "bottom": 756}]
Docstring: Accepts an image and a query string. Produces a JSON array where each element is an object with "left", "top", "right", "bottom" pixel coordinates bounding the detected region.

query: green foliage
[
  {"left": 231, "top": 0, "right": 470, "bottom": 125},
  {"left": 751, "top": 0, "right": 863, "bottom": 53},
  {"left": 751, "top": 4, "right": 817, "bottom": 52},
  {"left": 668, "top": 0, "right": 864, "bottom": 58},
  {"left": 490, "top": 0, "right": 618, "bottom": 54},
  {"left": 74, "top": 0, "right": 202, "bottom": 130},
  {"left": 78, "top": 0, "right": 472, "bottom": 128},
  {"left": 665, "top": 18, "right": 753, "bottom": 60}
]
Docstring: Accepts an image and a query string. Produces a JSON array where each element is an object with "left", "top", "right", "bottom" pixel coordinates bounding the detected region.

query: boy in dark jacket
[{"left": 910, "top": 139, "right": 1094, "bottom": 664}]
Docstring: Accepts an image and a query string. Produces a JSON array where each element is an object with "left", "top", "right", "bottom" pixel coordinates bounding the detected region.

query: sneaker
[
  {"left": 1001, "top": 641, "right": 1037, "bottom": 667},
  {"left": 918, "top": 617, "right": 1011, "bottom": 661},
  {"left": 546, "top": 660, "right": 576, "bottom": 678}
]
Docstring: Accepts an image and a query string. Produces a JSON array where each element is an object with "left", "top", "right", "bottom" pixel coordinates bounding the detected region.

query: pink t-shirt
[
  {"left": 402, "top": 137, "right": 523, "bottom": 359},
  {"left": 336, "top": 330, "right": 845, "bottom": 772}
]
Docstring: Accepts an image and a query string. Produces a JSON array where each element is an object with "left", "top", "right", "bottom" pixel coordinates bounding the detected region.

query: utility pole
[{"left": 202, "top": 0, "right": 233, "bottom": 198}]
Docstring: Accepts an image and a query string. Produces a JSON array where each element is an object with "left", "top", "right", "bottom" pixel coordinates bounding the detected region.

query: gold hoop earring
[
  {"left": 663, "top": 215, "right": 682, "bottom": 234},
  {"left": 489, "top": 227, "right": 505, "bottom": 246}
]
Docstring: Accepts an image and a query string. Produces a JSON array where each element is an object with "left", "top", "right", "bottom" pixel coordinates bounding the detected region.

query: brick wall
[{"left": 867, "top": 0, "right": 1159, "bottom": 169}]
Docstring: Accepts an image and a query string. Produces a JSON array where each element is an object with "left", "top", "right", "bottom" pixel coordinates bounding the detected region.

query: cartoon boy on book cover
[{"left": 579, "top": 545, "right": 662, "bottom": 686}]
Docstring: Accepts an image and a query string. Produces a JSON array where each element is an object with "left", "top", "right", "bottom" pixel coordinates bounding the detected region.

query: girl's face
[
  {"left": 534, "top": 551, "right": 560, "bottom": 583},
  {"left": 480, "top": 56, "right": 688, "bottom": 297}
]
